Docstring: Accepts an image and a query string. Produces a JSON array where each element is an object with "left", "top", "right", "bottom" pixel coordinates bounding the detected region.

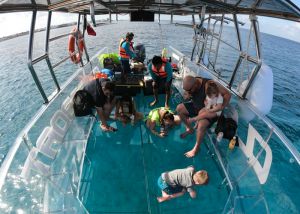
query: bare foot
[
  {"left": 157, "top": 196, "right": 170, "bottom": 203},
  {"left": 150, "top": 100, "right": 158, "bottom": 107},
  {"left": 180, "top": 128, "right": 194, "bottom": 139},
  {"left": 100, "top": 124, "right": 117, "bottom": 132},
  {"left": 184, "top": 149, "right": 198, "bottom": 158}
]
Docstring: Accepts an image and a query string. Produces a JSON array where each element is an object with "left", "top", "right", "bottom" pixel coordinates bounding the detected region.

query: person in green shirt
[{"left": 145, "top": 107, "right": 181, "bottom": 137}]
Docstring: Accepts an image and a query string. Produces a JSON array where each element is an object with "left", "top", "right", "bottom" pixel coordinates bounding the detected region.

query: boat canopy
[{"left": 0, "top": 0, "right": 300, "bottom": 22}]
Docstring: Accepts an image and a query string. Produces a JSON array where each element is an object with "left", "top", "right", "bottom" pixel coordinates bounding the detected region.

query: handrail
[
  {"left": 49, "top": 32, "right": 74, "bottom": 42},
  {"left": 32, "top": 53, "right": 48, "bottom": 65},
  {"left": 52, "top": 52, "right": 78, "bottom": 69}
]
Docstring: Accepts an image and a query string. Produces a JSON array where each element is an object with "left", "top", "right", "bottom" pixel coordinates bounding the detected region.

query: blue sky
[{"left": 0, "top": 7, "right": 299, "bottom": 43}]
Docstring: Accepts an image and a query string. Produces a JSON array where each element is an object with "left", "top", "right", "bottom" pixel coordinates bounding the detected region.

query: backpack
[
  {"left": 215, "top": 115, "right": 237, "bottom": 140},
  {"left": 73, "top": 90, "right": 95, "bottom": 116}
]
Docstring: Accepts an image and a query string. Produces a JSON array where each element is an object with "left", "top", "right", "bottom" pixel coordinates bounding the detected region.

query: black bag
[
  {"left": 215, "top": 115, "right": 237, "bottom": 140},
  {"left": 73, "top": 90, "right": 94, "bottom": 116}
]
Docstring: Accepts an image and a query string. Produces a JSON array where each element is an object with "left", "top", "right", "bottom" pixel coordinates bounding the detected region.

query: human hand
[
  {"left": 160, "top": 131, "right": 168, "bottom": 137},
  {"left": 158, "top": 132, "right": 166, "bottom": 137}
]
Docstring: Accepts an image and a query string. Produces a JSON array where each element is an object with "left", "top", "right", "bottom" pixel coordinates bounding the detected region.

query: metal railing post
[
  {"left": 45, "top": 11, "right": 61, "bottom": 91},
  {"left": 229, "top": 14, "right": 243, "bottom": 88},
  {"left": 241, "top": 15, "right": 262, "bottom": 98},
  {"left": 82, "top": 14, "right": 90, "bottom": 63},
  {"left": 27, "top": 10, "right": 49, "bottom": 103},
  {"left": 213, "top": 14, "right": 224, "bottom": 69},
  {"left": 77, "top": 14, "right": 84, "bottom": 67}
]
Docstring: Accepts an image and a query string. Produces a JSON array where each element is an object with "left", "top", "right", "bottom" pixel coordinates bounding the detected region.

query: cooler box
[{"left": 113, "top": 74, "right": 144, "bottom": 96}]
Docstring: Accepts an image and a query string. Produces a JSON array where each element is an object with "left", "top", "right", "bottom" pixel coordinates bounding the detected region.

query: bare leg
[
  {"left": 190, "top": 110, "right": 217, "bottom": 123},
  {"left": 185, "top": 119, "right": 210, "bottom": 158},
  {"left": 101, "top": 99, "right": 117, "bottom": 131},
  {"left": 165, "top": 90, "right": 170, "bottom": 109},
  {"left": 150, "top": 82, "right": 159, "bottom": 106},
  {"left": 176, "top": 103, "right": 194, "bottom": 138},
  {"left": 157, "top": 189, "right": 186, "bottom": 203},
  {"left": 165, "top": 81, "right": 171, "bottom": 109},
  {"left": 189, "top": 109, "right": 207, "bottom": 123},
  {"left": 103, "top": 102, "right": 115, "bottom": 120}
]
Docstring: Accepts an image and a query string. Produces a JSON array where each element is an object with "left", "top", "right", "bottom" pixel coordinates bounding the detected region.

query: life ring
[{"left": 68, "top": 27, "right": 84, "bottom": 64}]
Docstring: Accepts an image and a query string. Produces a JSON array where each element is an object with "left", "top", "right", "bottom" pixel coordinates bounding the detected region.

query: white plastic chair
[
  {"left": 36, "top": 127, "right": 63, "bottom": 159},
  {"left": 21, "top": 147, "right": 50, "bottom": 180}
]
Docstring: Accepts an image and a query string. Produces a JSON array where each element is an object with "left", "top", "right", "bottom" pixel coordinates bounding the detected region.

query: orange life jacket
[
  {"left": 119, "top": 38, "right": 134, "bottom": 59},
  {"left": 152, "top": 61, "right": 167, "bottom": 78}
]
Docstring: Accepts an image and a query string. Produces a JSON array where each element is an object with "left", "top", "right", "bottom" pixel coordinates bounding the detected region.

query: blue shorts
[{"left": 157, "top": 176, "right": 183, "bottom": 195}]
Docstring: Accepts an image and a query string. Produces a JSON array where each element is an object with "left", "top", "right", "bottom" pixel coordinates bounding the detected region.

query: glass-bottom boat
[{"left": 0, "top": 0, "right": 299, "bottom": 213}]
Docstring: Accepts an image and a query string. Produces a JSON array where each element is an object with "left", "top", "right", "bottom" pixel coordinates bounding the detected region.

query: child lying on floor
[{"left": 157, "top": 166, "right": 209, "bottom": 202}]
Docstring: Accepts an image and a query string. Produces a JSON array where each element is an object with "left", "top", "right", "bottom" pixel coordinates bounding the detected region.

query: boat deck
[{"left": 79, "top": 93, "right": 229, "bottom": 214}]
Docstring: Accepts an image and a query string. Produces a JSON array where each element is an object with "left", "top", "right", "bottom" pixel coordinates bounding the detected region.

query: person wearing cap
[
  {"left": 157, "top": 166, "right": 209, "bottom": 203},
  {"left": 148, "top": 56, "right": 173, "bottom": 108},
  {"left": 119, "top": 32, "right": 137, "bottom": 79}
]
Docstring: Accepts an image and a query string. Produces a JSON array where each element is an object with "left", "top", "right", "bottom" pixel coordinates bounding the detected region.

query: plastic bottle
[
  {"left": 162, "top": 48, "right": 168, "bottom": 58},
  {"left": 229, "top": 136, "right": 237, "bottom": 150}
]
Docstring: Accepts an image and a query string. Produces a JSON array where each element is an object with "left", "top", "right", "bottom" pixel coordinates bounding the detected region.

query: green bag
[{"left": 98, "top": 53, "right": 120, "bottom": 66}]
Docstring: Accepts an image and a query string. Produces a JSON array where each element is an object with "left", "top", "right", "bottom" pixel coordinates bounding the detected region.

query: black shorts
[
  {"left": 153, "top": 78, "right": 172, "bottom": 92},
  {"left": 183, "top": 101, "right": 218, "bottom": 127},
  {"left": 121, "top": 59, "right": 131, "bottom": 74}
]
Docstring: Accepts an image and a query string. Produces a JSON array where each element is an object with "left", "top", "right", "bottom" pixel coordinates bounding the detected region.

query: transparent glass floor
[{"left": 79, "top": 92, "right": 230, "bottom": 214}]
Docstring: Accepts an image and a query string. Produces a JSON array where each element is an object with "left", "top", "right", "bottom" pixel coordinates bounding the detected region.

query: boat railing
[
  {"left": 169, "top": 46, "right": 300, "bottom": 213},
  {"left": 0, "top": 47, "right": 107, "bottom": 213},
  {"left": 27, "top": 11, "right": 91, "bottom": 104}
]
